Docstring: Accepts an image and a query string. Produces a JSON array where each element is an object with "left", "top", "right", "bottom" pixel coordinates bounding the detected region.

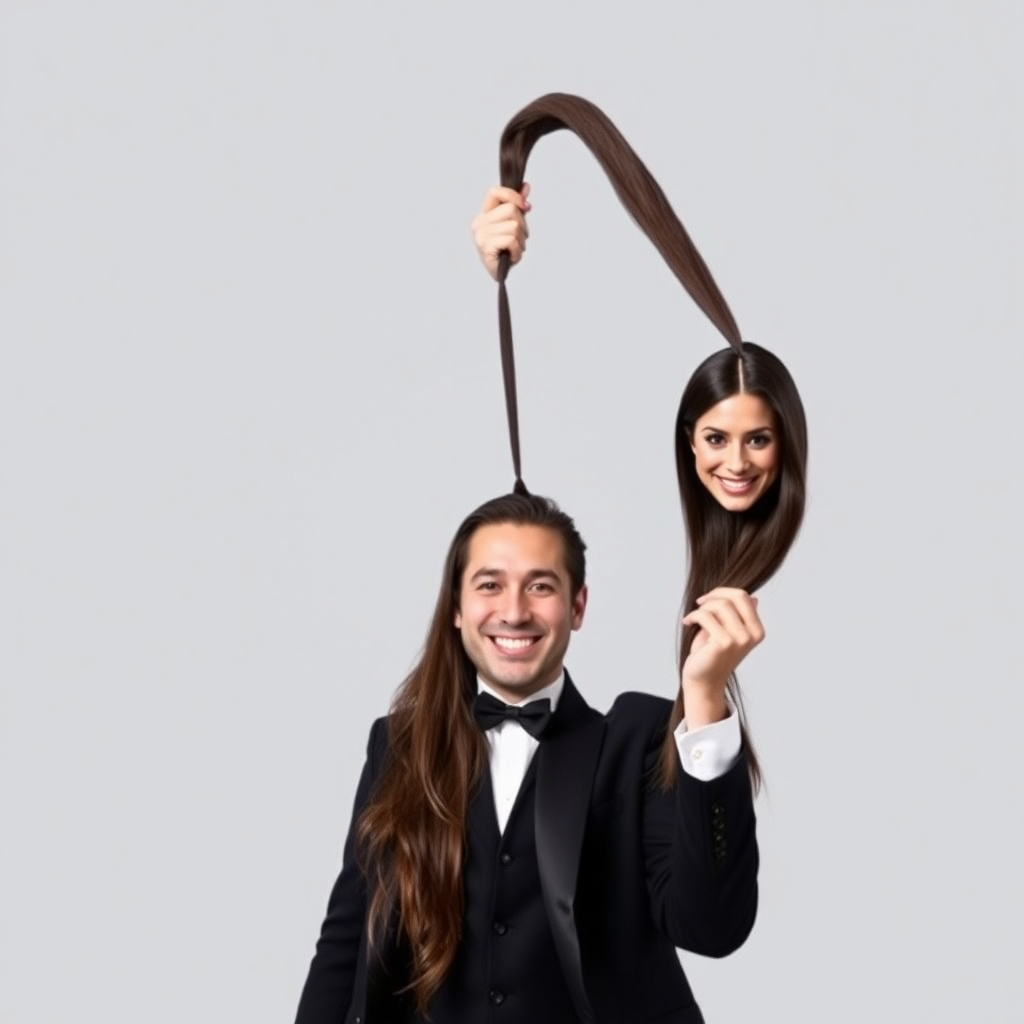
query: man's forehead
[{"left": 464, "top": 523, "right": 568, "bottom": 574}]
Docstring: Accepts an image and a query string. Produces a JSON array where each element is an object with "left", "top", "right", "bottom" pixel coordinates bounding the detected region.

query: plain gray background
[{"left": 2, "top": 2, "right": 1022, "bottom": 1022}]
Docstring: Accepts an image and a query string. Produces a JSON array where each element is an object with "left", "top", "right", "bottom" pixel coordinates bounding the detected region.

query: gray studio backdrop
[{"left": 1, "top": 2, "right": 1021, "bottom": 1022}]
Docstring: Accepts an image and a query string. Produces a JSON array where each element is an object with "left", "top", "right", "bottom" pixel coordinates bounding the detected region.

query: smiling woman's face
[{"left": 690, "top": 393, "right": 780, "bottom": 512}]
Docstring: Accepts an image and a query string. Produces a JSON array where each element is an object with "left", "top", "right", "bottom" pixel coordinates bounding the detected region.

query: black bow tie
[{"left": 473, "top": 692, "right": 553, "bottom": 739}]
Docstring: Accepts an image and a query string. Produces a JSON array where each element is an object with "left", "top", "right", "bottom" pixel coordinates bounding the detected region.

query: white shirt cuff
[{"left": 673, "top": 705, "right": 742, "bottom": 781}]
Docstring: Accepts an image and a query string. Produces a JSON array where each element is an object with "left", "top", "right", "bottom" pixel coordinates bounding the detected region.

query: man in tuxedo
[{"left": 294, "top": 491, "right": 761, "bottom": 1024}]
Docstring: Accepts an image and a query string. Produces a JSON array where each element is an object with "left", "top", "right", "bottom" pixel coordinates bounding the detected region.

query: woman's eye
[
  {"left": 748, "top": 435, "right": 772, "bottom": 449},
  {"left": 704, "top": 433, "right": 725, "bottom": 446}
]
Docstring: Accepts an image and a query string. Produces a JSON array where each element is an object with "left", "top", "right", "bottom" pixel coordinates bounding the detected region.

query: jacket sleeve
[
  {"left": 640, "top": 703, "right": 759, "bottom": 958},
  {"left": 294, "top": 718, "right": 385, "bottom": 1024}
]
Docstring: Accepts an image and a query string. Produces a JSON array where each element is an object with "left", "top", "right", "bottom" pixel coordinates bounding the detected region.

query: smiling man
[
  {"left": 455, "top": 521, "right": 586, "bottom": 702},
  {"left": 295, "top": 492, "right": 764, "bottom": 1024}
]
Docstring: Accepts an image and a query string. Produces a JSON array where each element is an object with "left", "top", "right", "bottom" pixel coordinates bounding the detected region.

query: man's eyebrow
[
  {"left": 468, "top": 567, "right": 564, "bottom": 583},
  {"left": 523, "top": 568, "right": 563, "bottom": 582},
  {"left": 468, "top": 567, "right": 503, "bottom": 582}
]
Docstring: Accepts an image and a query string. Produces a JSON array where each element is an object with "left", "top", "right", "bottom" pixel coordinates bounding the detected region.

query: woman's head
[
  {"left": 673, "top": 341, "right": 807, "bottom": 614},
  {"left": 677, "top": 341, "right": 807, "bottom": 523}
]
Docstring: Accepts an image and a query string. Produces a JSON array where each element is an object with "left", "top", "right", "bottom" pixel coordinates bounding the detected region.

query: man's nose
[{"left": 500, "top": 591, "right": 531, "bottom": 625}]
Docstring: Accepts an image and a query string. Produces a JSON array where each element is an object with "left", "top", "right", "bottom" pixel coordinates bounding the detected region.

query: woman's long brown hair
[
  {"left": 493, "top": 93, "right": 807, "bottom": 789},
  {"left": 355, "top": 493, "right": 587, "bottom": 1014}
]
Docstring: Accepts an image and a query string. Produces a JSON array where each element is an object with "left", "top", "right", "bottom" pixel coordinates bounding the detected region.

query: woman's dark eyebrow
[{"left": 700, "top": 425, "right": 774, "bottom": 435}]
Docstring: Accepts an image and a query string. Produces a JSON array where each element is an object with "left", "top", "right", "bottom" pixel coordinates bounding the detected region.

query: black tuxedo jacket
[{"left": 295, "top": 675, "right": 758, "bottom": 1023}]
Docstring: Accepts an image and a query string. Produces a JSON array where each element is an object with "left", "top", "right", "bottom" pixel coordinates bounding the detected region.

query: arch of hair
[{"left": 493, "top": 92, "right": 807, "bottom": 791}]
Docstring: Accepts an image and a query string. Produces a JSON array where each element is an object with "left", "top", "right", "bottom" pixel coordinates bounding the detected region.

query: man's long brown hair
[
  {"left": 356, "top": 493, "right": 586, "bottom": 1014},
  {"left": 492, "top": 93, "right": 807, "bottom": 789}
]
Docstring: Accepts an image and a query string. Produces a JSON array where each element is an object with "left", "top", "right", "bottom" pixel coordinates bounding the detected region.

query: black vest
[{"left": 422, "top": 758, "right": 581, "bottom": 1024}]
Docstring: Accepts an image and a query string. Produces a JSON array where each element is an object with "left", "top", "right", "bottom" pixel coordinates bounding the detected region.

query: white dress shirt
[{"left": 478, "top": 674, "right": 742, "bottom": 833}]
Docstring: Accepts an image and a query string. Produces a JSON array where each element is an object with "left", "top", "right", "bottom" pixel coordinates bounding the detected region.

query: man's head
[{"left": 442, "top": 494, "right": 587, "bottom": 703}]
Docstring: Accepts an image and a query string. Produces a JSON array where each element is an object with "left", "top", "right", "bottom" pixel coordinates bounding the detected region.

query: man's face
[{"left": 454, "top": 522, "right": 587, "bottom": 704}]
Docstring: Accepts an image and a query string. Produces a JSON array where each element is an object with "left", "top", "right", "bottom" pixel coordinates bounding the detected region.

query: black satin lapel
[{"left": 535, "top": 675, "right": 604, "bottom": 1024}]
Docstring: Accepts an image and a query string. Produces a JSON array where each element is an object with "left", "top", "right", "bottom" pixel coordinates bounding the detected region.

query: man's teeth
[{"left": 493, "top": 637, "right": 535, "bottom": 650}]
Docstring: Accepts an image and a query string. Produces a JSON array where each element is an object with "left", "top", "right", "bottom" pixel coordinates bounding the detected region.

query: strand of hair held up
[{"left": 494, "top": 92, "right": 745, "bottom": 489}]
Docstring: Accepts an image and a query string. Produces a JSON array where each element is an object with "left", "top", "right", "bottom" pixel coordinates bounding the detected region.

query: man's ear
[{"left": 571, "top": 585, "right": 588, "bottom": 631}]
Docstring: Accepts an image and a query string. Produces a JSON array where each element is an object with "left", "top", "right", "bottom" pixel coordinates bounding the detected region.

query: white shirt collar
[{"left": 477, "top": 672, "right": 565, "bottom": 714}]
